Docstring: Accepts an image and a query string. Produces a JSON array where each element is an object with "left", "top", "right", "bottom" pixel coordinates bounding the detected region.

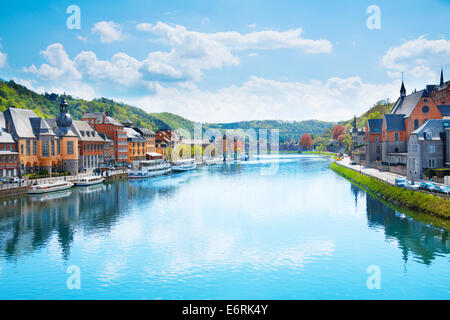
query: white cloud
[
  {"left": 381, "top": 36, "right": 450, "bottom": 81},
  {"left": 0, "top": 41, "right": 7, "bottom": 68},
  {"left": 123, "top": 76, "right": 398, "bottom": 123},
  {"left": 23, "top": 43, "right": 81, "bottom": 80},
  {"left": 136, "top": 21, "right": 332, "bottom": 81},
  {"left": 92, "top": 21, "right": 123, "bottom": 43},
  {"left": 77, "top": 35, "right": 88, "bottom": 42},
  {"left": 24, "top": 43, "right": 142, "bottom": 86}
]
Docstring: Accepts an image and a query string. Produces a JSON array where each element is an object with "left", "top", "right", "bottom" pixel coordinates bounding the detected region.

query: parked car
[
  {"left": 404, "top": 181, "right": 420, "bottom": 191},
  {"left": 395, "top": 177, "right": 407, "bottom": 187},
  {"left": 9, "top": 177, "right": 24, "bottom": 184},
  {"left": 435, "top": 185, "right": 449, "bottom": 194},
  {"left": 350, "top": 161, "right": 357, "bottom": 165},
  {"left": 0, "top": 178, "right": 9, "bottom": 184},
  {"left": 419, "top": 182, "right": 439, "bottom": 192}
]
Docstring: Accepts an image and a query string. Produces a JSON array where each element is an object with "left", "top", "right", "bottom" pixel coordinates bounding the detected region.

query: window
[
  {"left": 375, "top": 135, "right": 379, "bottom": 142},
  {"left": 51, "top": 140, "right": 55, "bottom": 156},
  {"left": 425, "top": 130, "right": 432, "bottom": 140},
  {"left": 428, "top": 159, "right": 436, "bottom": 168},
  {"left": 67, "top": 141, "right": 74, "bottom": 154},
  {"left": 42, "top": 142, "right": 49, "bottom": 156},
  {"left": 57, "top": 140, "right": 61, "bottom": 154},
  {"left": 394, "top": 133, "right": 399, "bottom": 141},
  {"left": 21, "top": 143, "right": 23, "bottom": 155},
  {"left": 422, "top": 106, "right": 430, "bottom": 114},
  {"left": 428, "top": 145, "right": 436, "bottom": 153},
  {"left": 33, "top": 141, "right": 37, "bottom": 155},
  {"left": 413, "top": 119, "right": 419, "bottom": 130},
  {"left": 26, "top": 140, "right": 30, "bottom": 155}
]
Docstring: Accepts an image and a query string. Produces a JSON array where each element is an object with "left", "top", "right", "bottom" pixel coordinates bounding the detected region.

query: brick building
[{"left": 81, "top": 112, "right": 128, "bottom": 165}]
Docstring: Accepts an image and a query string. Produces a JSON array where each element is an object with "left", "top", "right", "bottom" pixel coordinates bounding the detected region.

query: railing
[{"left": 0, "top": 169, "right": 128, "bottom": 190}]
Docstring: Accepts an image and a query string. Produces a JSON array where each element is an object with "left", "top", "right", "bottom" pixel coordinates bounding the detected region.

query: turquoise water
[{"left": 0, "top": 155, "right": 448, "bottom": 299}]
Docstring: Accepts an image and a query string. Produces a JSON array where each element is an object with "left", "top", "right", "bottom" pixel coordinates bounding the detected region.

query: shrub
[{"left": 331, "top": 162, "right": 450, "bottom": 219}]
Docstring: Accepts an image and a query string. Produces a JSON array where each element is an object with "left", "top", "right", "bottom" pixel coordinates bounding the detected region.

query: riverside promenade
[{"left": 336, "top": 157, "right": 448, "bottom": 188}]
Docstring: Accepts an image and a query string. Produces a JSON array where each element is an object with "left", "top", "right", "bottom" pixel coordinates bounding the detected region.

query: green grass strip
[{"left": 330, "top": 162, "right": 450, "bottom": 219}]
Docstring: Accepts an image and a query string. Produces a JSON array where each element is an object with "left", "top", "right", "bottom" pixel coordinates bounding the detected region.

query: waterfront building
[
  {"left": 122, "top": 120, "right": 146, "bottom": 164},
  {"left": 71, "top": 120, "right": 105, "bottom": 172},
  {"left": 81, "top": 112, "right": 128, "bottom": 165},
  {"left": 407, "top": 119, "right": 450, "bottom": 180},
  {"left": 2, "top": 101, "right": 78, "bottom": 176},
  {"left": 0, "top": 113, "right": 19, "bottom": 177},
  {"left": 155, "top": 129, "right": 181, "bottom": 158},
  {"left": 353, "top": 70, "right": 450, "bottom": 177},
  {"left": 97, "top": 132, "right": 114, "bottom": 167},
  {"left": 133, "top": 127, "right": 156, "bottom": 154}
]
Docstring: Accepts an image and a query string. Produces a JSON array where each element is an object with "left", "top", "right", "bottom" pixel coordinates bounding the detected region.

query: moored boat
[
  {"left": 128, "top": 159, "right": 171, "bottom": 180},
  {"left": 27, "top": 181, "right": 74, "bottom": 195},
  {"left": 171, "top": 159, "right": 197, "bottom": 172},
  {"left": 76, "top": 176, "right": 105, "bottom": 186}
]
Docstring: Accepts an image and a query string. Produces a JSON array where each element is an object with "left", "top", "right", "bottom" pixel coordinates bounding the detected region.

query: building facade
[
  {"left": 0, "top": 113, "right": 19, "bottom": 177},
  {"left": 70, "top": 120, "right": 105, "bottom": 172},
  {"left": 81, "top": 112, "right": 128, "bottom": 164}
]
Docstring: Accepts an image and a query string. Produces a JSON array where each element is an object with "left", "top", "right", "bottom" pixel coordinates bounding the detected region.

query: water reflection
[
  {"left": 365, "top": 194, "right": 449, "bottom": 266},
  {"left": 0, "top": 156, "right": 448, "bottom": 299}
]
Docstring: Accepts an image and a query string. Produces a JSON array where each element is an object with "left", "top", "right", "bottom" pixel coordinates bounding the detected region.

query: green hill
[
  {"left": 0, "top": 79, "right": 334, "bottom": 141},
  {"left": 0, "top": 79, "right": 196, "bottom": 132},
  {"left": 339, "top": 99, "right": 394, "bottom": 128}
]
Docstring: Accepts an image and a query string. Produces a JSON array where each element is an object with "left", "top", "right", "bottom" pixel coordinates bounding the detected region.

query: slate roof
[
  {"left": 437, "top": 105, "right": 450, "bottom": 117},
  {"left": 71, "top": 120, "right": 105, "bottom": 142},
  {"left": 412, "top": 119, "right": 450, "bottom": 141},
  {"left": 82, "top": 112, "right": 122, "bottom": 126},
  {"left": 134, "top": 127, "right": 155, "bottom": 137},
  {"left": 0, "top": 113, "right": 5, "bottom": 128},
  {"left": 367, "top": 119, "right": 383, "bottom": 134},
  {"left": 384, "top": 114, "right": 406, "bottom": 132},
  {"left": 390, "top": 90, "right": 424, "bottom": 117},
  {"left": 3, "top": 107, "right": 55, "bottom": 139},
  {"left": 124, "top": 127, "right": 145, "bottom": 142},
  {"left": 45, "top": 118, "right": 77, "bottom": 138}
]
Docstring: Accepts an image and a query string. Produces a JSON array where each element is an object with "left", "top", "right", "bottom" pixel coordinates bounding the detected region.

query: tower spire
[
  {"left": 440, "top": 68, "right": 444, "bottom": 87},
  {"left": 400, "top": 72, "right": 406, "bottom": 98}
]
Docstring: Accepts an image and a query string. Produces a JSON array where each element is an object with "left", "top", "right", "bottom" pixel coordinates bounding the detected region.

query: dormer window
[
  {"left": 424, "top": 130, "right": 432, "bottom": 140},
  {"left": 92, "top": 131, "right": 95, "bottom": 137},
  {"left": 81, "top": 130, "right": 85, "bottom": 136}
]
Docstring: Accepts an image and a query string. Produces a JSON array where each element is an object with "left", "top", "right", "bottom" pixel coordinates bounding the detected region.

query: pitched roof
[
  {"left": 82, "top": 112, "right": 122, "bottom": 126},
  {"left": 71, "top": 120, "right": 105, "bottom": 142},
  {"left": 384, "top": 114, "right": 406, "bottom": 132},
  {"left": 45, "top": 118, "right": 77, "bottom": 138},
  {"left": 4, "top": 107, "right": 55, "bottom": 138},
  {"left": 0, "top": 113, "right": 5, "bottom": 128},
  {"left": 367, "top": 119, "right": 383, "bottom": 134},
  {"left": 437, "top": 105, "right": 450, "bottom": 117},
  {"left": 412, "top": 119, "right": 450, "bottom": 140},
  {"left": 390, "top": 90, "right": 424, "bottom": 117},
  {"left": 134, "top": 127, "right": 155, "bottom": 137},
  {"left": 124, "top": 127, "right": 145, "bottom": 142}
]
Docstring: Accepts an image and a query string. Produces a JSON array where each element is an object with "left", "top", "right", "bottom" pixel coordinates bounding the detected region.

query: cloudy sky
[{"left": 0, "top": 0, "right": 449, "bottom": 123}]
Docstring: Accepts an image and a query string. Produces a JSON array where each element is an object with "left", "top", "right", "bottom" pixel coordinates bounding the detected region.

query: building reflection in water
[
  {"left": 364, "top": 192, "right": 448, "bottom": 266},
  {"left": 0, "top": 180, "right": 181, "bottom": 261}
]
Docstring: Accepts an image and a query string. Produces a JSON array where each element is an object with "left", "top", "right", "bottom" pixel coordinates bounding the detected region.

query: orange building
[
  {"left": 121, "top": 120, "right": 146, "bottom": 164},
  {"left": 3, "top": 99, "right": 79, "bottom": 176},
  {"left": 81, "top": 112, "right": 128, "bottom": 164}
]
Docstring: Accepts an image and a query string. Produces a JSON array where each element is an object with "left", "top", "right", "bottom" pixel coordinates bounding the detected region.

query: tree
[
  {"left": 298, "top": 134, "right": 314, "bottom": 150},
  {"left": 332, "top": 125, "right": 346, "bottom": 141}
]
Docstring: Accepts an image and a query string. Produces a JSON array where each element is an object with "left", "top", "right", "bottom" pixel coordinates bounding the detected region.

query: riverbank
[{"left": 331, "top": 162, "right": 450, "bottom": 219}]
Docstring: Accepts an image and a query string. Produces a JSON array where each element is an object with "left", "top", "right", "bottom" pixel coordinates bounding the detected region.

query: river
[{"left": 0, "top": 155, "right": 448, "bottom": 299}]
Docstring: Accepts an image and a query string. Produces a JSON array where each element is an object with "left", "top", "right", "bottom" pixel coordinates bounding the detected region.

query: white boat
[
  {"left": 171, "top": 159, "right": 197, "bottom": 172},
  {"left": 128, "top": 159, "right": 171, "bottom": 180},
  {"left": 76, "top": 176, "right": 105, "bottom": 186},
  {"left": 204, "top": 157, "right": 222, "bottom": 165},
  {"left": 27, "top": 181, "right": 74, "bottom": 194}
]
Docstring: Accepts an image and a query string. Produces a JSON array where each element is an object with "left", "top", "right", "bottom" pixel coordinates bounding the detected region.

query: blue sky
[{"left": 0, "top": 0, "right": 449, "bottom": 122}]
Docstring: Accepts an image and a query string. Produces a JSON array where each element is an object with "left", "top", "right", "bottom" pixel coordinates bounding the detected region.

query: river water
[{"left": 0, "top": 155, "right": 448, "bottom": 299}]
